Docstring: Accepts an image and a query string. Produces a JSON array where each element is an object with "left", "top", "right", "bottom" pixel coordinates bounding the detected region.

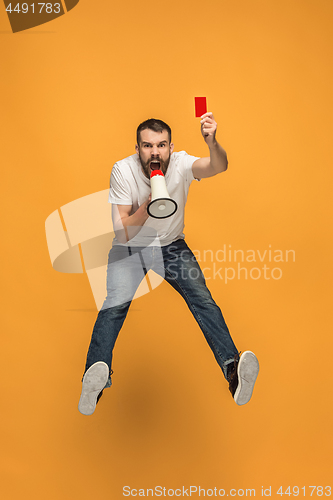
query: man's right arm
[{"left": 112, "top": 195, "right": 151, "bottom": 244}]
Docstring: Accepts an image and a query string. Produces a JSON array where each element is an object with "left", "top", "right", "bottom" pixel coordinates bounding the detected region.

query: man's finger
[
  {"left": 200, "top": 117, "right": 216, "bottom": 125},
  {"left": 200, "top": 112, "right": 214, "bottom": 120}
]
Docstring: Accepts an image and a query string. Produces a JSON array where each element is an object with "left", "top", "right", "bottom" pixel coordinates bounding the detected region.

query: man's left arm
[{"left": 192, "top": 112, "right": 228, "bottom": 179}]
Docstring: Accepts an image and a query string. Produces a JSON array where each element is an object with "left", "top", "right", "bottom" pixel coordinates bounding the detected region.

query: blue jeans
[{"left": 84, "top": 238, "right": 239, "bottom": 387}]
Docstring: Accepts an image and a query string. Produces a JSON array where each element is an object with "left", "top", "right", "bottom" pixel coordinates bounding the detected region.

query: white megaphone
[{"left": 147, "top": 169, "right": 178, "bottom": 219}]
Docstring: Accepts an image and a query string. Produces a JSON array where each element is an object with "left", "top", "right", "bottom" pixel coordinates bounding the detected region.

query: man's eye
[{"left": 159, "top": 144, "right": 166, "bottom": 147}]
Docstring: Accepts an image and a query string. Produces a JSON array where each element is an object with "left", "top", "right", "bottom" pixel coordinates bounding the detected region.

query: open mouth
[{"left": 150, "top": 161, "right": 160, "bottom": 170}]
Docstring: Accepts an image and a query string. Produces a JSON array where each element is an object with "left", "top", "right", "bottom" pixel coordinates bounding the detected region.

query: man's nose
[{"left": 151, "top": 146, "right": 160, "bottom": 156}]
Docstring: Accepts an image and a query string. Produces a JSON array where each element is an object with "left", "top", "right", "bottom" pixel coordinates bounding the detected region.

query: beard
[{"left": 139, "top": 153, "right": 171, "bottom": 179}]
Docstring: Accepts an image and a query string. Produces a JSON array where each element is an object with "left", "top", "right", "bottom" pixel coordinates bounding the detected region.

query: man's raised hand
[{"left": 200, "top": 112, "right": 217, "bottom": 148}]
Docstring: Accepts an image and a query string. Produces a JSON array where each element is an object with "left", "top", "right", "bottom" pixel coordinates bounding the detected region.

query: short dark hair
[{"left": 136, "top": 118, "right": 172, "bottom": 145}]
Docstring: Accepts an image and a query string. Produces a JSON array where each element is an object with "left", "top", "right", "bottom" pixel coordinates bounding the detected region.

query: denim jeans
[{"left": 84, "top": 238, "right": 238, "bottom": 387}]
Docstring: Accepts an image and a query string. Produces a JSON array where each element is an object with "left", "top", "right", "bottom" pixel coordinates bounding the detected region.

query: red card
[{"left": 195, "top": 97, "right": 207, "bottom": 117}]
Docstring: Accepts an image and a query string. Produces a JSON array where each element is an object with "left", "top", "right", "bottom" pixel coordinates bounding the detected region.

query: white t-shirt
[{"left": 108, "top": 151, "right": 200, "bottom": 247}]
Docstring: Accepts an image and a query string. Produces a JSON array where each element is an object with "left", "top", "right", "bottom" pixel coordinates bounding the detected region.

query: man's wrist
[{"left": 208, "top": 139, "right": 218, "bottom": 150}]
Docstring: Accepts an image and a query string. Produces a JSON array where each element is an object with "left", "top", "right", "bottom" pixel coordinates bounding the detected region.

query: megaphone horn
[{"left": 147, "top": 169, "right": 178, "bottom": 219}]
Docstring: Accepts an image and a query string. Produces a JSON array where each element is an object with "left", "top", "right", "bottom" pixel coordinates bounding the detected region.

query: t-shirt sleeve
[
  {"left": 108, "top": 163, "right": 133, "bottom": 205},
  {"left": 181, "top": 152, "right": 201, "bottom": 185}
]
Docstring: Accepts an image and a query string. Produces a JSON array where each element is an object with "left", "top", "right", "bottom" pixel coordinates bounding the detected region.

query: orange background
[{"left": 1, "top": 1, "right": 332, "bottom": 499}]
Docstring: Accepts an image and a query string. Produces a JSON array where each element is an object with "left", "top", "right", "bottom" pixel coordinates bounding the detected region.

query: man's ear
[
  {"left": 170, "top": 142, "right": 174, "bottom": 154},
  {"left": 135, "top": 144, "right": 139, "bottom": 154}
]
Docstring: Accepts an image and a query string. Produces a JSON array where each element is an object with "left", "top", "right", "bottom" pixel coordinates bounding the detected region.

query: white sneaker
[
  {"left": 229, "top": 351, "right": 259, "bottom": 405},
  {"left": 78, "top": 362, "right": 109, "bottom": 415}
]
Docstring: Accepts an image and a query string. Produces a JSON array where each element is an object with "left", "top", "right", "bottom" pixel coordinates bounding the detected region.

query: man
[{"left": 78, "top": 112, "right": 259, "bottom": 415}]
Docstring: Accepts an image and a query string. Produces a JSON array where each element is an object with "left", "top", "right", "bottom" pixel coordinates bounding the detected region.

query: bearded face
[{"left": 135, "top": 129, "right": 174, "bottom": 179}]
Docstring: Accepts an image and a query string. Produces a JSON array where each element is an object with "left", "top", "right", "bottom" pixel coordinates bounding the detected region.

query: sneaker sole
[
  {"left": 78, "top": 362, "right": 109, "bottom": 415},
  {"left": 234, "top": 351, "right": 259, "bottom": 406}
]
